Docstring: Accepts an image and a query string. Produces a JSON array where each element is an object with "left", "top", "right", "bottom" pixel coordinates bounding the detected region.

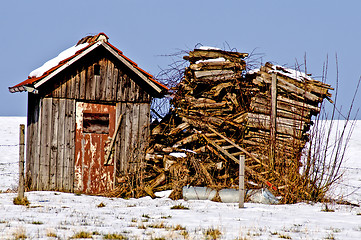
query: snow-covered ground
[{"left": 0, "top": 117, "right": 360, "bottom": 239}]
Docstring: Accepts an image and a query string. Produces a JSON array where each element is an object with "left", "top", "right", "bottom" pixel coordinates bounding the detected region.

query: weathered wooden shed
[{"left": 9, "top": 33, "right": 168, "bottom": 194}]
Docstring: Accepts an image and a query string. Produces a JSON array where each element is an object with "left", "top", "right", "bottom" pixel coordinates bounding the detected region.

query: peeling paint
[{"left": 74, "top": 102, "right": 116, "bottom": 194}]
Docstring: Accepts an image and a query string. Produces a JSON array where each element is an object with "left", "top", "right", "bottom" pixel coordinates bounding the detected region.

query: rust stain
[{"left": 75, "top": 102, "right": 116, "bottom": 194}]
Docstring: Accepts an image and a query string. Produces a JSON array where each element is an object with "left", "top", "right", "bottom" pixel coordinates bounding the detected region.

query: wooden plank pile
[{"left": 143, "top": 48, "right": 333, "bottom": 202}]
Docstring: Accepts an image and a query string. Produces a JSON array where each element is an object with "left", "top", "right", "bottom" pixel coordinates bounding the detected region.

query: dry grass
[
  {"left": 170, "top": 203, "right": 189, "bottom": 210},
  {"left": 13, "top": 197, "right": 29, "bottom": 206},
  {"left": 204, "top": 227, "right": 222, "bottom": 239},
  {"left": 31, "top": 221, "right": 43, "bottom": 225},
  {"left": 46, "top": 231, "right": 57, "bottom": 238},
  {"left": 148, "top": 222, "right": 166, "bottom": 229},
  {"left": 321, "top": 204, "right": 335, "bottom": 212},
  {"left": 13, "top": 227, "right": 27, "bottom": 240},
  {"left": 70, "top": 231, "right": 92, "bottom": 238},
  {"left": 103, "top": 233, "right": 127, "bottom": 239}
]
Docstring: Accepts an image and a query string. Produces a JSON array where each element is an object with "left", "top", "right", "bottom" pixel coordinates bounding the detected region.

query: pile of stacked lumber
[
  {"left": 143, "top": 48, "right": 333, "bottom": 202},
  {"left": 243, "top": 63, "right": 333, "bottom": 165}
]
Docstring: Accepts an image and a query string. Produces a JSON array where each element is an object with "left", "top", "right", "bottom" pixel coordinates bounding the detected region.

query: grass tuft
[
  {"left": 321, "top": 204, "right": 335, "bottom": 212},
  {"left": 204, "top": 227, "right": 222, "bottom": 239},
  {"left": 97, "top": 202, "right": 106, "bottom": 208},
  {"left": 278, "top": 234, "right": 292, "bottom": 239},
  {"left": 13, "top": 227, "right": 27, "bottom": 240},
  {"left": 13, "top": 197, "right": 30, "bottom": 206},
  {"left": 180, "top": 230, "right": 189, "bottom": 238},
  {"left": 46, "top": 231, "right": 57, "bottom": 238},
  {"left": 103, "top": 233, "right": 127, "bottom": 239},
  {"left": 170, "top": 204, "right": 189, "bottom": 210},
  {"left": 148, "top": 222, "right": 166, "bottom": 229},
  {"left": 173, "top": 224, "right": 186, "bottom": 231},
  {"left": 137, "top": 223, "right": 146, "bottom": 229},
  {"left": 70, "top": 231, "right": 92, "bottom": 238},
  {"left": 31, "top": 221, "right": 43, "bottom": 225},
  {"left": 324, "top": 233, "right": 335, "bottom": 240}
]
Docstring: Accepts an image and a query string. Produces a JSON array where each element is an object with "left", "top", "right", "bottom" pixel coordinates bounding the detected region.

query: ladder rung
[
  {"left": 231, "top": 151, "right": 243, "bottom": 156},
  {"left": 222, "top": 145, "right": 235, "bottom": 150}
]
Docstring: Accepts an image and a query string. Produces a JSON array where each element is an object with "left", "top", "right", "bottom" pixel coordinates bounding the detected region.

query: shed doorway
[{"left": 74, "top": 102, "right": 116, "bottom": 194}]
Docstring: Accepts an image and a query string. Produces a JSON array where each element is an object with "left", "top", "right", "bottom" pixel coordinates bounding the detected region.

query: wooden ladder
[{"left": 199, "top": 126, "right": 278, "bottom": 191}]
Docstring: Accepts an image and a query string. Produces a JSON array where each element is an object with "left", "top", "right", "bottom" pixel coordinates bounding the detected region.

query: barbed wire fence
[{"left": 0, "top": 124, "right": 25, "bottom": 195}]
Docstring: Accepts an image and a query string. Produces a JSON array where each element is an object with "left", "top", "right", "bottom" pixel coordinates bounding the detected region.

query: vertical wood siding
[
  {"left": 47, "top": 55, "right": 151, "bottom": 103},
  {"left": 115, "top": 102, "right": 150, "bottom": 183},
  {"left": 26, "top": 97, "right": 75, "bottom": 191}
]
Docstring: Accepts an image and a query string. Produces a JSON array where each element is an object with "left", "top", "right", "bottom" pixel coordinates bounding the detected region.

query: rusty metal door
[{"left": 74, "top": 102, "right": 116, "bottom": 194}]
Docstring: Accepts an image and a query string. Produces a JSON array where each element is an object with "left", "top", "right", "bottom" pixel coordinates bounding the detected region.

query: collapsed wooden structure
[{"left": 143, "top": 48, "right": 333, "bottom": 202}]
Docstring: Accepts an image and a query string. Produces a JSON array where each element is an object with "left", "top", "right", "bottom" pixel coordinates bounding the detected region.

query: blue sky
[{"left": 2, "top": 0, "right": 360, "bottom": 118}]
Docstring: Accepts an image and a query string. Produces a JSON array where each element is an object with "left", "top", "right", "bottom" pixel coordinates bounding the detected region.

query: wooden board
[
  {"left": 47, "top": 55, "right": 152, "bottom": 103},
  {"left": 57, "top": 99, "right": 66, "bottom": 190},
  {"left": 38, "top": 97, "right": 52, "bottom": 190},
  {"left": 49, "top": 98, "right": 59, "bottom": 190}
]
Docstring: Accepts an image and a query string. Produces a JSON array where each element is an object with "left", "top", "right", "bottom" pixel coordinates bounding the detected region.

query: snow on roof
[
  {"left": 9, "top": 33, "right": 168, "bottom": 95},
  {"left": 29, "top": 43, "right": 89, "bottom": 78}
]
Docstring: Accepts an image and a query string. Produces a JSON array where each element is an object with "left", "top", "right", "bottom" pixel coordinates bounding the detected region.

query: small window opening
[
  {"left": 94, "top": 64, "right": 100, "bottom": 76},
  {"left": 83, "top": 113, "right": 109, "bottom": 134}
]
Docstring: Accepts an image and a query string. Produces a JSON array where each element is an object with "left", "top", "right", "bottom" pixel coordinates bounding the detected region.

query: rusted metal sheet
[{"left": 74, "top": 102, "right": 116, "bottom": 194}]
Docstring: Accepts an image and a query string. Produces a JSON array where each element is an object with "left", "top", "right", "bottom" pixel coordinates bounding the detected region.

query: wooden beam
[
  {"left": 144, "top": 172, "right": 166, "bottom": 198},
  {"left": 104, "top": 114, "right": 124, "bottom": 165},
  {"left": 270, "top": 73, "right": 277, "bottom": 169}
]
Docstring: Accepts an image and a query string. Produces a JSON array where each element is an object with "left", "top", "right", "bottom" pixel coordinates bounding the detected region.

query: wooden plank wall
[
  {"left": 115, "top": 102, "right": 150, "bottom": 181},
  {"left": 26, "top": 94, "right": 40, "bottom": 189},
  {"left": 49, "top": 57, "right": 151, "bottom": 104},
  {"left": 26, "top": 97, "right": 76, "bottom": 191}
]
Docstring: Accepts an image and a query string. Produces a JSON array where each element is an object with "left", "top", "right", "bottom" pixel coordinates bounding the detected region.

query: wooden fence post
[
  {"left": 239, "top": 155, "right": 245, "bottom": 208},
  {"left": 18, "top": 124, "right": 25, "bottom": 200},
  {"left": 270, "top": 73, "right": 277, "bottom": 169}
]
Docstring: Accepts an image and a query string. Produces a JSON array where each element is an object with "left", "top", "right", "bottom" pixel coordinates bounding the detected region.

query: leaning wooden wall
[{"left": 26, "top": 95, "right": 76, "bottom": 192}]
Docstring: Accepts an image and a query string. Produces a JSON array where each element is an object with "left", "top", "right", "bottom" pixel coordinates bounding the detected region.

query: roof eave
[
  {"left": 101, "top": 42, "right": 168, "bottom": 96},
  {"left": 33, "top": 42, "right": 102, "bottom": 89},
  {"left": 9, "top": 85, "right": 38, "bottom": 94}
]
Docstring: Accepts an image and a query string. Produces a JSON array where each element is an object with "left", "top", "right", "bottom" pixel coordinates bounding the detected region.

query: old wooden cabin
[{"left": 9, "top": 33, "right": 168, "bottom": 194}]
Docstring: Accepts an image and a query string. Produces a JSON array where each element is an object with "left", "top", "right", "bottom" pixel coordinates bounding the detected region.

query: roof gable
[{"left": 9, "top": 33, "right": 168, "bottom": 97}]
